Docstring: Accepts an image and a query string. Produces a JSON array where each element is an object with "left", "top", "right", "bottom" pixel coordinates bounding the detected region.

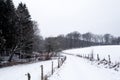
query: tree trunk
[{"left": 8, "top": 51, "right": 15, "bottom": 62}]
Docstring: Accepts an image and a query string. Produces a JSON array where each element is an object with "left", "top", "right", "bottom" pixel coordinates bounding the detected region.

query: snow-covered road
[{"left": 49, "top": 54, "right": 120, "bottom": 80}]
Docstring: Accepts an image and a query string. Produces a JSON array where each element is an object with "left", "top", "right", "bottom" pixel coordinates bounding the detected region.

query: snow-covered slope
[
  {"left": 49, "top": 55, "right": 120, "bottom": 80},
  {"left": 63, "top": 45, "right": 120, "bottom": 62},
  {"left": 48, "top": 45, "right": 120, "bottom": 80},
  {"left": 0, "top": 60, "right": 58, "bottom": 80}
]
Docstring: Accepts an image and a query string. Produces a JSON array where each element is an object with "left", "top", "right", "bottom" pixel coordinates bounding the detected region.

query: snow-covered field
[
  {"left": 0, "top": 60, "right": 58, "bottom": 80},
  {"left": 1, "top": 45, "right": 120, "bottom": 80},
  {"left": 63, "top": 45, "right": 120, "bottom": 62},
  {"left": 48, "top": 45, "right": 120, "bottom": 80},
  {"left": 49, "top": 55, "right": 120, "bottom": 80}
]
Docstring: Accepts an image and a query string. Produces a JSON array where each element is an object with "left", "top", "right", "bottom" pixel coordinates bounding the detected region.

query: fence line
[{"left": 25, "top": 55, "right": 67, "bottom": 80}]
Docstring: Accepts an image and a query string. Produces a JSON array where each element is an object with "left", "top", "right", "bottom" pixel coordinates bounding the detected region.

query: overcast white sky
[{"left": 13, "top": 0, "right": 120, "bottom": 37}]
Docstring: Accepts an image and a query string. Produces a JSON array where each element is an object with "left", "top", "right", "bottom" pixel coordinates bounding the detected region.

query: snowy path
[{"left": 49, "top": 54, "right": 120, "bottom": 80}]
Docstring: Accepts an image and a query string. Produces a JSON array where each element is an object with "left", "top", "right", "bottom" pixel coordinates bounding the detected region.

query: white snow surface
[
  {"left": 48, "top": 45, "right": 120, "bottom": 80},
  {"left": 1, "top": 45, "right": 120, "bottom": 80},
  {"left": 49, "top": 55, "right": 120, "bottom": 80},
  {"left": 0, "top": 60, "right": 58, "bottom": 80},
  {"left": 63, "top": 45, "right": 120, "bottom": 62}
]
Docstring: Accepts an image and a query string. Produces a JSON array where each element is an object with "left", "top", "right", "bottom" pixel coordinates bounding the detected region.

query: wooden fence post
[
  {"left": 25, "top": 73, "right": 31, "bottom": 80},
  {"left": 97, "top": 54, "right": 100, "bottom": 61},
  {"left": 41, "top": 65, "right": 43, "bottom": 80},
  {"left": 108, "top": 55, "right": 111, "bottom": 66},
  {"left": 52, "top": 61, "right": 54, "bottom": 75},
  {"left": 58, "top": 58, "right": 60, "bottom": 68}
]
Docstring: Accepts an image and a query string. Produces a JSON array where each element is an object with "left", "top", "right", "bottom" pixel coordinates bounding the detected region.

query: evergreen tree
[
  {"left": 0, "top": 0, "right": 40, "bottom": 62},
  {"left": 0, "top": 0, "right": 16, "bottom": 53},
  {"left": 16, "top": 2, "right": 34, "bottom": 54},
  {"left": 0, "top": 0, "right": 7, "bottom": 51}
]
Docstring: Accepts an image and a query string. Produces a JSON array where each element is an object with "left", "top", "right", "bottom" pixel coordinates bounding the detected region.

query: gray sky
[{"left": 13, "top": 0, "right": 120, "bottom": 37}]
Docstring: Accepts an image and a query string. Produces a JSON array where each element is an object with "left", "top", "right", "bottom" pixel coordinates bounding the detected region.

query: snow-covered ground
[
  {"left": 63, "top": 45, "right": 120, "bottom": 62},
  {"left": 49, "top": 55, "right": 120, "bottom": 80},
  {"left": 0, "top": 60, "right": 58, "bottom": 80},
  {"left": 48, "top": 45, "right": 120, "bottom": 80},
  {"left": 1, "top": 45, "right": 120, "bottom": 80}
]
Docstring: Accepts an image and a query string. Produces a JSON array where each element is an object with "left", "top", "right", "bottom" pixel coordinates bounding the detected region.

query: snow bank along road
[
  {"left": 0, "top": 60, "right": 58, "bottom": 80},
  {"left": 49, "top": 46, "right": 120, "bottom": 80}
]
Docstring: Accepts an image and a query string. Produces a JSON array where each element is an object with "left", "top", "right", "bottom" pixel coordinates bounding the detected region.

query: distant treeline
[{"left": 43, "top": 31, "right": 120, "bottom": 52}]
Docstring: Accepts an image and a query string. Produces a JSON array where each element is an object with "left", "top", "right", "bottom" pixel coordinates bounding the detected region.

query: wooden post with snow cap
[{"left": 41, "top": 65, "right": 43, "bottom": 80}]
